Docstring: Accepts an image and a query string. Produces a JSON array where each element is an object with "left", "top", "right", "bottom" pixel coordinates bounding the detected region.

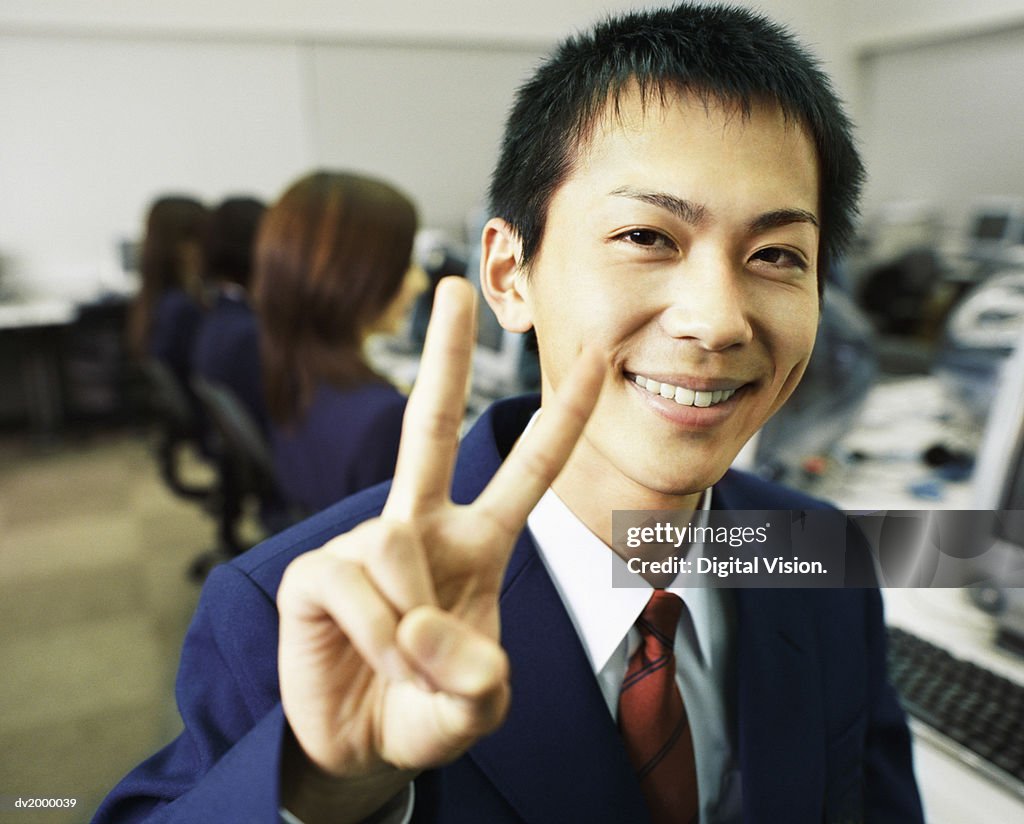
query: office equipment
[
  {"left": 753, "top": 285, "right": 876, "bottom": 486},
  {"left": 887, "top": 625, "right": 1024, "bottom": 797},
  {"left": 0, "top": 299, "right": 76, "bottom": 438},
  {"left": 408, "top": 229, "right": 467, "bottom": 348},
  {"left": 62, "top": 296, "right": 139, "bottom": 425},
  {"left": 963, "top": 196, "right": 1024, "bottom": 268},
  {"left": 470, "top": 305, "right": 539, "bottom": 400},
  {"left": 880, "top": 326, "right": 1024, "bottom": 819},
  {"left": 970, "top": 324, "right": 1024, "bottom": 647},
  {"left": 857, "top": 247, "right": 946, "bottom": 337},
  {"left": 812, "top": 364, "right": 1024, "bottom": 817},
  {"left": 883, "top": 589, "right": 1024, "bottom": 823},
  {"left": 934, "top": 270, "right": 1024, "bottom": 426}
]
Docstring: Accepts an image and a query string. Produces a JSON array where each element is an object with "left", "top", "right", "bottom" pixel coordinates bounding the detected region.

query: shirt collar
[{"left": 526, "top": 483, "right": 714, "bottom": 676}]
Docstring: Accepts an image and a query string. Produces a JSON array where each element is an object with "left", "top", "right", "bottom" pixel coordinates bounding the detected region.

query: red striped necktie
[{"left": 618, "top": 589, "right": 699, "bottom": 824}]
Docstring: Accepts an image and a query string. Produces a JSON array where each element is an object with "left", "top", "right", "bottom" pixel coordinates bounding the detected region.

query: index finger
[
  {"left": 473, "top": 347, "right": 606, "bottom": 537},
  {"left": 385, "top": 277, "right": 476, "bottom": 519}
]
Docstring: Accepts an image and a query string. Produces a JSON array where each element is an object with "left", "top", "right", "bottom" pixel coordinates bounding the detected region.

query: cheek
[
  {"left": 776, "top": 293, "right": 819, "bottom": 355},
  {"left": 770, "top": 313, "right": 819, "bottom": 395}
]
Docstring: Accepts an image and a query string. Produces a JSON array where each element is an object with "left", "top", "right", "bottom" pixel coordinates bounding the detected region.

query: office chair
[
  {"left": 857, "top": 247, "right": 946, "bottom": 337},
  {"left": 189, "top": 377, "right": 296, "bottom": 579},
  {"left": 141, "top": 359, "right": 213, "bottom": 501}
]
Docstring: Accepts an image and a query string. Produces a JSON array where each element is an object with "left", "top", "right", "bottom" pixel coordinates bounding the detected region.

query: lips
[{"left": 630, "top": 372, "right": 743, "bottom": 408}]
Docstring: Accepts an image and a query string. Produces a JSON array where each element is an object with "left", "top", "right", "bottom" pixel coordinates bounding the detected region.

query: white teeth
[
  {"left": 674, "top": 386, "right": 695, "bottom": 405},
  {"left": 633, "top": 374, "right": 737, "bottom": 408}
]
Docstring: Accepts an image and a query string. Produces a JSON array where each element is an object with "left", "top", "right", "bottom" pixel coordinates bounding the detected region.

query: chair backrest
[
  {"left": 141, "top": 357, "right": 216, "bottom": 500},
  {"left": 142, "top": 358, "right": 198, "bottom": 436},
  {"left": 192, "top": 376, "right": 277, "bottom": 499}
]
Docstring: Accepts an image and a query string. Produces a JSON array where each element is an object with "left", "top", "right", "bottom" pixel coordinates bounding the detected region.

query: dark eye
[
  {"left": 750, "top": 247, "right": 807, "bottom": 269},
  {"left": 619, "top": 229, "right": 676, "bottom": 251}
]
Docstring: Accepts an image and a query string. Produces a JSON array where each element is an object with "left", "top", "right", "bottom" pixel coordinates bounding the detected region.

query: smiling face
[{"left": 484, "top": 88, "right": 821, "bottom": 538}]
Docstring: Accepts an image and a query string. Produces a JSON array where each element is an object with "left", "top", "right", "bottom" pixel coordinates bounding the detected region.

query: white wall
[
  {"left": 0, "top": 0, "right": 650, "bottom": 45},
  {"left": 0, "top": 34, "right": 312, "bottom": 299},
  {"left": 835, "top": 0, "right": 1024, "bottom": 240},
  {"left": 0, "top": 0, "right": 842, "bottom": 300},
  {"left": 839, "top": 0, "right": 1024, "bottom": 51}
]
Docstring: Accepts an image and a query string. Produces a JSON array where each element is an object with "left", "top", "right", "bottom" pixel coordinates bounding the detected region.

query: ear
[{"left": 480, "top": 217, "right": 533, "bottom": 333}]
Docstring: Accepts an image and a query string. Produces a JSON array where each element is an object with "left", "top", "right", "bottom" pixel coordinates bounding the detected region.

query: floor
[{"left": 0, "top": 428, "right": 227, "bottom": 823}]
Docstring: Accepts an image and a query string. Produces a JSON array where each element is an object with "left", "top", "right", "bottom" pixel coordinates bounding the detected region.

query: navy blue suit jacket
[
  {"left": 192, "top": 290, "right": 269, "bottom": 437},
  {"left": 270, "top": 382, "right": 405, "bottom": 515},
  {"left": 149, "top": 288, "right": 203, "bottom": 390},
  {"left": 95, "top": 395, "right": 923, "bottom": 823}
]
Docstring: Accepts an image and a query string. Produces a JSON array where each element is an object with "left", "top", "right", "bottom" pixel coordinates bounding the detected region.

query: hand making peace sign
[{"left": 276, "top": 276, "right": 606, "bottom": 822}]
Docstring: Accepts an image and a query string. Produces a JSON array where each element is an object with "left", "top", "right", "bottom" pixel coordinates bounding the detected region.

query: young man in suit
[{"left": 96, "top": 4, "right": 923, "bottom": 822}]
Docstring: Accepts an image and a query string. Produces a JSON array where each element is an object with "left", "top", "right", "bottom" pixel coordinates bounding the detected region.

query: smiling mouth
[{"left": 630, "top": 372, "right": 743, "bottom": 408}]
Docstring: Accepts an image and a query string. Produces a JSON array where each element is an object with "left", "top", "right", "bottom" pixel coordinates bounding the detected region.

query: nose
[{"left": 658, "top": 259, "right": 754, "bottom": 351}]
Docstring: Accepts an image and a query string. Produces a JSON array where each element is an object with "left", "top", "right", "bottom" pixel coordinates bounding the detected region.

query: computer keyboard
[{"left": 887, "top": 626, "right": 1024, "bottom": 799}]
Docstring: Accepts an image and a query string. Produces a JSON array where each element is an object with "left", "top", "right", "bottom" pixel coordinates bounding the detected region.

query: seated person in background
[
  {"left": 255, "top": 170, "right": 427, "bottom": 515},
  {"left": 127, "top": 195, "right": 208, "bottom": 386},
  {"left": 192, "top": 196, "right": 270, "bottom": 435},
  {"left": 97, "top": 5, "right": 923, "bottom": 823}
]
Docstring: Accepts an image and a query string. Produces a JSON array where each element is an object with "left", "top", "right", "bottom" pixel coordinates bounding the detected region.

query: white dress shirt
[{"left": 526, "top": 487, "right": 743, "bottom": 824}]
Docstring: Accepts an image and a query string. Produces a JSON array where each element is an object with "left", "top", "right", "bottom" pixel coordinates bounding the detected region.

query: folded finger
[
  {"left": 397, "top": 606, "right": 510, "bottom": 737},
  {"left": 334, "top": 519, "right": 438, "bottom": 614},
  {"left": 279, "top": 551, "right": 414, "bottom": 683}
]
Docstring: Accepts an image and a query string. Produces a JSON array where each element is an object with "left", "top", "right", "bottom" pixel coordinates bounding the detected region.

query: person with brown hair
[
  {"left": 254, "top": 170, "right": 427, "bottom": 515},
  {"left": 127, "top": 195, "right": 208, "bottom": 385},
  {"left": 192, "top": 196, "right": 269, "bottom": 435}
]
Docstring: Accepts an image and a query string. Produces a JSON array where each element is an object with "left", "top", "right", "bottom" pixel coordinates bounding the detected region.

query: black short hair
[{"left": 488, "top": 2, "right": 864, "bottom": 290}]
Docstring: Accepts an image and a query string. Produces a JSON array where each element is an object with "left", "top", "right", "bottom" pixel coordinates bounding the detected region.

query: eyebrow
[
  {"left": 747, "top": 208, "right": 819, "bottom": 234},
  {"left": 609, "top": 186, "right": 707, "bottom": 225},
  {"left": 609, "top": 186, "right": 819, "bottom": 234}
]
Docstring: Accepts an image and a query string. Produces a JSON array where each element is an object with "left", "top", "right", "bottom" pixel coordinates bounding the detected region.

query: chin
[{"left": 631, "top": 460, "right": 728, "bottom": 501}]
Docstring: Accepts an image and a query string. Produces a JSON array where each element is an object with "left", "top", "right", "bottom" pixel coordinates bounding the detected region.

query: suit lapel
[
  {"left": 452, "top": 406, "right": 829, "bottom": 822},
  {"left": 732, "top": 589, "right": 825, "bottom": 822},
  {"left": 451, "top": 401, "right": 649, "bottom": 823},
  {"left": 714, "top": 474, "right": 827, "bottom": 822},
  {"left": 467, "top": 532, "right": 651, "bottom": 824}
]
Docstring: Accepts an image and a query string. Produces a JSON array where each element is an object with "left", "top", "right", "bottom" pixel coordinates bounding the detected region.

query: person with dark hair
[
  {"left": 127, "top": 195, "right": 208, "bottom": 385},
  {"left": 254, "top": 170, "right": 427, "bottom": 515},
  {"left": 97, "top": 5, "right": 923, "bottom": 823},
  {"left": 192, "top": 196, "right": 270, "bottom": 434}
]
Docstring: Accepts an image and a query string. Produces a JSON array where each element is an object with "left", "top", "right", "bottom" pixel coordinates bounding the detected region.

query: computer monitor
[
  {"left": 964, "top": 196, "right": 1024, "bottom": 265},
  {"left": 971, "top": 325, "right": 1024, "bottom": 654},
  {"left": 973, "top": 326, "right": 1024, "bottom": 525}
]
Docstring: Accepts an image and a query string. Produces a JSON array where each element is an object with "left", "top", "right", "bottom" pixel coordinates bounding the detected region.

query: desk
[
  {"left": 884, "top": 589, "right": 1024, "bottom": 823},
  {"left": 814, "top": 375, "right": 1024, "bottom": 819},
  {"left": 0, "top": 300, "right": 75, "bottom": 439},
  {"left": 365, "top": 334, "right": 517, "bottom": 432}
]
